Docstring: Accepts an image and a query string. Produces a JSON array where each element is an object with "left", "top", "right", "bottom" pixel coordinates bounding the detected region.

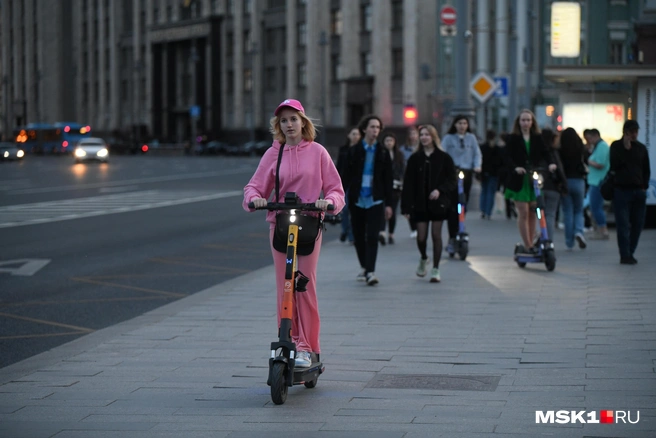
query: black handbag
[
  {"left": 599, "top": 171, "right": 615, "bottom": 201},
  {"left": 271, "top": 144, "right": 322, "bottom": 256}
]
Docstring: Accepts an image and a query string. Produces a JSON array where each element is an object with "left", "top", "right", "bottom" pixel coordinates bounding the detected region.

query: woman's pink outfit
[{"left": 243, "top": 140, "right": 345, "bottom": 353}]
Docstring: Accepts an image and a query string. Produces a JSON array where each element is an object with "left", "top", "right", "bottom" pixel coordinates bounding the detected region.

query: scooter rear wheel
[
  {"left": 545, "top": 249, "right": 556, "bottom": 271},
  {"left": 304, "top": 378, "right": 318, "bottom": 388},
  {"left": 270, "top": 362, "right": 288, "bottom": 405},
  {"left": 517, "top": 261, "right": 527, "bottom": 268},
  {"left": 458, "top": 242, "right": 468, "bottom": 261}
]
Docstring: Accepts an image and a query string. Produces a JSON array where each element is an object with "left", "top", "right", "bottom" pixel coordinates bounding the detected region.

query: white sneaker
[
  {"left": 410, "top": 230, "right": 417, "bottom": 239},
  {"left": 356, "top": 269, "right": 366, "bottom": 281},
  {"left": 366, "top": 272, "right": 379, "bottom": 286},
  {"left": 416, "top": 258, "right": 429, "bottom": 277},
  {"left": 295, "top": 351, "right": 311, "bottom": 368},
  {"left": 575, "top": 233, "right": 587, "bottom": 249},
  {"left": 430, "top": 268, "right": 441, "bottom": 283}
]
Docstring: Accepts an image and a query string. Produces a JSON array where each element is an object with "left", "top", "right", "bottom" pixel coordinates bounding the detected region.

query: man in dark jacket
[
  {"left": 610, "top": 120, "right": 651, "bottom": 264},
  {"left": 342, "top": 115, "right": 393, "bottom": 285}
]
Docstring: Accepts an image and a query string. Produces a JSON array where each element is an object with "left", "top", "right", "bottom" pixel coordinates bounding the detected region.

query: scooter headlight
[{"left": 458, "top": 171, "right": 465, "bottom": 180}]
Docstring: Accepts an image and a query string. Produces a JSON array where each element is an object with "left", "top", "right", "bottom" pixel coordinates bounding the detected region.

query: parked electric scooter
[
  {"left": 448, "top": 171, "right": 469, "bottom": 260},
  {"left": 249, "top": 192, "right": 332, "bottom": 405},
  {"left": 513, "top": 170, "right": 556, "bottom": 271}
]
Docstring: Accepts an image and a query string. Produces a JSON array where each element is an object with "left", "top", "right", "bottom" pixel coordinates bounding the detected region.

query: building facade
[{"left": 1, "top": 0, "right": 654, "bottom": 144}]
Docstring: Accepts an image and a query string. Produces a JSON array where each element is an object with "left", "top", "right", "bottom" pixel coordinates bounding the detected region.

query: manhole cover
[{"left": 366, "top": 374, "right": 501, "bottom": 391}]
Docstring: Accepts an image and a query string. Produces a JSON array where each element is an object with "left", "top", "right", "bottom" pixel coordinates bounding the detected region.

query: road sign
[
  {"left": 470, "top": 72, "right": 496, "bottom": 103},
  {"left": 440, "top": 25, "right": 457, "bottom": 37},
  {"left": 494, "top": 76, "right": 509, "bottom": 98},
  {"left": 440, "top": 5, "right": 457, "bottom": 26},
  {"left": 190, "top": 105, "right": 201, "bottom": 119}
]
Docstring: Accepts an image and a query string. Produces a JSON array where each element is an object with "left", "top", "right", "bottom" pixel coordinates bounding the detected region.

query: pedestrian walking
[
  {"left": 242, "top": 98, "right": 345, "bottom": 366},
  {"left": 378, "top": 132, "right": 405, "bottom": 245},
  {"left": 401, "top": 125, "right": 456, "bottom": 283},
  {"left": 341, "top": 115, "right": 394, "bottom": 285},
  {"left": 558, "top": 127, "right": 588, "bottom": 251},
  {"left": 336, "top": 127, "right": 362, "bottom": 244},
  {"left": 540, "top": 129, "right": 568, "bottom": 243},
  {"left": 479, "top": 129, "right": 504, "bottom": 219},
  {"left": 610, "top": 120, "right": 651, "bottom": 264},
  {"left": 583, "top": 128, "right": 610, "bottom": 239},
  {"left": 442, "top": 115, "right": 482, "bottom": 253},
  {"left": 399, "top": 126, "right": 420, "bottom": 238}
]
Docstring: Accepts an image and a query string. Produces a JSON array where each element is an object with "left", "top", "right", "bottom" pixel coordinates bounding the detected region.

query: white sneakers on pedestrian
[
  {"left": 416, "top": 258, "right": 429, "bottom": 277},
  {"left": 410, "top": 230, "right": 417, "bottom": 239},
  {"left": 295, "top": 351, "right": 311, "bottom": 367},
  {"left": 366, "top": 272, "right": 379, "bottom": 286},
  {"left": 356, "top": 269, "right": 366, "bottom": 281},
  {"left": 575, "top": 233, "right": 587, "bottom": 249},
  {"left": 430, "top": 268, "right": 441, "bottom": 283}
]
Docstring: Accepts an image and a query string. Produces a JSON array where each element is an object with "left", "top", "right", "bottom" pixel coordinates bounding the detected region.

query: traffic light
[{"left": 403, "top": 104, "right": 418, "bottom": 126}]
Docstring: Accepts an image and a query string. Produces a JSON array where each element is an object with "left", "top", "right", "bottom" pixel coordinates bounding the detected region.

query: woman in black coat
[
  {"left": 401, "top": 125, "right": 456, "bottom": 283},
  {"left": 504, "top": 110, "right": 556, "bottom": 252}
]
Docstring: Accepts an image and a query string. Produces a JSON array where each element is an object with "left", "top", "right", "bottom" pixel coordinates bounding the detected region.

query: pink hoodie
[{"left": 243, "top": 139, "right": 345, "bottom": 224}]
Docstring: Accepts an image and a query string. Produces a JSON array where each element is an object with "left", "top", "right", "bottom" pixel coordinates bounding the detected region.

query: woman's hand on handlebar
[
  {"left": 428, "top": 189, "right": 441, "bottom": 200},
  {"left": 515, "top": 167, "right": 526, "bottom": 175},
  {"left": 251, "top": 197, "right": 268, "bottom": 209},
  {"left": 315, "top": 199, "right": 331, "bottom": 211},
  {"left": 548, "top": 164, "right": 557, "bottom": 172}
]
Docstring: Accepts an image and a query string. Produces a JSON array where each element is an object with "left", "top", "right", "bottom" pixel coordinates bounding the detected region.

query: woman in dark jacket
[
  {"left": 401, "top": 125, "right": 456, "bottom": 283},
  {"left": 540, "top": 129, "right": 568, "bottom": 242},
  {"left": 479, "top": 129, "right": 504, "bottom": 219},
  {"left": 335, "top": 127, "right": 362, "bottom": 243},
  {"left": 379, "top": 132, "right": 406, "bottom": 245},
  {"left": 504, "top": 109, "right": 556, "bottom": 253},
  {"left": 558, "top": 127, "right": 588, "bottom": 250}
]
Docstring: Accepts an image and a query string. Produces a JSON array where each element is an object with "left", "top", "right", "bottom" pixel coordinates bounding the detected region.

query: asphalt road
[{"left": 0, "top": 155, "right": 340, "bottom": 368}]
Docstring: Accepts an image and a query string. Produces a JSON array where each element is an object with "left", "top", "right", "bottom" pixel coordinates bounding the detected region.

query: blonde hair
[
  {"left": 418, "top": 124, "right": 443, "bottom": 151},
  {"left": 512, "top": 109, "right": 541, "bottom": 136},
  {"left": 269, "top": 111, "right": 319, "bottom": 144}
]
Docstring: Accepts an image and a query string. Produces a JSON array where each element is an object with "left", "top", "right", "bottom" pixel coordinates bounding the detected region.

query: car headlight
[
  {"left": 75, "top": 148, "right": 87, "bottom": 157},
  {"left": 17, "top": 150, "right": 24, "bottom": 158},
  {"left": 97, "top": 148, "right": 108, "bottom": 157}
]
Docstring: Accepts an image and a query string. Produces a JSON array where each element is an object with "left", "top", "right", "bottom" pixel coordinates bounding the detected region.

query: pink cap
[{"left": 274, "top": 99, "right": 305, "bottom": 116}]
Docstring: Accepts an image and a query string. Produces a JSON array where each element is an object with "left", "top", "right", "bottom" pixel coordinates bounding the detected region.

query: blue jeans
[
  {"left": 479, "top": 176, "right": 498, "bottom": 217},
  {"left": 560, "top": 178, "right": 585, "bottom": 249},
  {"left": 613, "top": 188, "right": 647, "bottom": 259},
  {"left": 588, "top": 184, "right": 607, "bottom": 227},
  {"left": 340, "top": 200, "right": 354, "bottom": 242}
]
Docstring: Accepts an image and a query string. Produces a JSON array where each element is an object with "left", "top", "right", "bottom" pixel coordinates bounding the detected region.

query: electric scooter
[
  {"left": 448, "top": 171, "right": 469, "bottom": 260},
  {"left": 249, "top": 192, "right": 333, "bottom": 405},
  {"left": 513, "top": 170, "right": 556, "bottom": 271}
]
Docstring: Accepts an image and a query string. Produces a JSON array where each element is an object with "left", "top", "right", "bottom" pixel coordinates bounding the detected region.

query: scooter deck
[{"left": 293, "top": 361, "right": 324, "bottom": 385}]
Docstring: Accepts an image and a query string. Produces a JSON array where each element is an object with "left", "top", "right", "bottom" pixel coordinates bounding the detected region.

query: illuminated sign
[{"left": 550, "top": 2, "right": 581, "bottom": 58}]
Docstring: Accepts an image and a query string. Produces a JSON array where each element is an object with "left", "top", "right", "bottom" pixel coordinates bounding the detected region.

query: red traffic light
[
  {"left": 141, "top": 145, "right": 149, "bottom": 153},
  {"left": 403, "top": 105, "right": 418, "bottom": 125}
]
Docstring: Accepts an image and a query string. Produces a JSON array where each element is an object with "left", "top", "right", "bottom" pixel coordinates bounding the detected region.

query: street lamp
[
  {"left": 190, "top": 43, "right": 200, "bottom": 151},
  {"left": 318, "top": 31, "right": 328, "bottom": 145},
  {"left": 249, "top": 41, "right": 258, "bottom": 143}
]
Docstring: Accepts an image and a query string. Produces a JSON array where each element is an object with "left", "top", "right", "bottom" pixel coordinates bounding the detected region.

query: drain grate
[{"left": 366, "top": 374, "right": 501, "bottom": 391}]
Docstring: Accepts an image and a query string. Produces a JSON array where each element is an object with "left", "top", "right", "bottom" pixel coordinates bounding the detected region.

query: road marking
[
  {"left": 0, "top": 190, "right": 243, "bottom": 229},
  {"left": 0, "top": 312, "right": 94, "bottom": 333},
  {"left": 0, "top": 259, "right": 51, "bottom": 276},
  {"left": 6, "top": 167, "right": 253, "bottom": 195},
  {"left": 70, "top": 277, "right": 187, "bottom": 298}
]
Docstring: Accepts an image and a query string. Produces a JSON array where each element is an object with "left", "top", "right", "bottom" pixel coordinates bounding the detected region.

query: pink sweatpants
[{"left": 269, "top": 228, "right": 322, "bottom": 353}]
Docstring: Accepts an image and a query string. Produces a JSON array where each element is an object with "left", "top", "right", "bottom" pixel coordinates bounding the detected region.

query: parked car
[
  {"left": 200, "top": 140, "right": 229, "bottom": 155},
  {"left": 0, "top": 142, "right": 25, "bottom": 161},
  {"left": 74, "top": 137, "right": 109, "bottom": 163},
  {"left": 243, "top": 140, "right": 271, "bottom": 156}
]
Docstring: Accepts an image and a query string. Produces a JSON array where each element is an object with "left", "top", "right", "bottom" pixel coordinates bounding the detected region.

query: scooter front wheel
[
  {"left": 458, "top": 241, "right": 468, "bottom": 260},
  {"left": 270, "top": 362, "right": 288, "bottom": 405},
  {"left": 304, "top": 378, "right": 318, "bottom": 388}
]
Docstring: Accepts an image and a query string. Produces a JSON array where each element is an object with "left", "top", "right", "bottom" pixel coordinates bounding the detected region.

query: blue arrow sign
[{"left": 494, "top": 76, "right": 509, "bottom": 98}]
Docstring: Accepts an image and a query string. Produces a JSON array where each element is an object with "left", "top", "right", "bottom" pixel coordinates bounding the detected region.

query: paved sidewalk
[{"left": 1, "top": 212, "right": 655, "bottom": 437}]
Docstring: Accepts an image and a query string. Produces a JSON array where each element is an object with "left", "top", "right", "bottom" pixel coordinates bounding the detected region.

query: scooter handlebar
[{"left": 248, "top": 201, "right": 334, "bottom": 212}]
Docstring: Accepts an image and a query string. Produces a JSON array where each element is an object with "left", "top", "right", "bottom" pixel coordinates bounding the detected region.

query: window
[
  {"left": 361, "top": 52, "right": 372, "bottom": 76},
  {"left": 609, "top": 42, "right": 624, "bottom": 64},
  {"left": 211, "top": 0, "right": 218, "bottom": 13},
  {"left": 105, "top": 80, "right": 110, "bottom": 103},
  {"left": 227, "top": 0, "right": 234, "bottom": 16},
  {"left": 392, "top": 49, "right": 403, "bottom": 78},
  {"left": 268, "top": 0, "right": 285, "bottom": 8},
  {"left": 298, "top": 22, "right": 307, "bottom": 47},
  {"left": 226, "top": 32, "right": 234, "bottom": 56},
  {"left": 121, "top": 80, "right": 128, "bottom": 101},
  {"left": 166, "top": 5, "right": 172, "bottom": 21},
  {"left": 392, "top": 1, "right": 403, "bottom": 29},
  {"left": 244, "top": 0, "right": 252, "bottom": 14},
  {"left": 105, "top": 49, "right": 110, "bottom": 71},
  {"left": 266, "top": 28, "right": 276, "bottom": 52},
  {"left": 227, "top": 70, "right": 234, "bottom": 94},
  {"left": 331, "top": 54, "right": 341, "bottom": 82},
  {"left": 153, "top": 7, "right": 159, "bottom": 23},
  {"left": 361, "top": 4, "right": 372, "bottom": 32},
  {"left": 265, "top": 66, "right": 276, "bottom": 90},
  {"left": 244, "top": 30, "right": 251, "bottom": 53},
  {"left": 244, "top": 68, "right": 252, "bottom": 91},
  {"left": 331, "top": 9, "right": 342, "bottom": 36},
  {"left": 280, "top": 27, "right": 287, "bottom": 51},
  {"left": 298, "top": 63, "right": 306, "bottom": 87}
]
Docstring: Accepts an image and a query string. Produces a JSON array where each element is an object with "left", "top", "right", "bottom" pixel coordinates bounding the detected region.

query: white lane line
[
  {"left": 8, "top": 167, "right": 253, "bottom": 195},
  {"left": 0, "top": 190, "right": 244, "bottom": 229}
]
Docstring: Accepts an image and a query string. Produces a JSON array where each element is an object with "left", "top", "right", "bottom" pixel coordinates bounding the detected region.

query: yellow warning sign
[{"left": 469, "top": 72, "right": 496, "bottom": 103}]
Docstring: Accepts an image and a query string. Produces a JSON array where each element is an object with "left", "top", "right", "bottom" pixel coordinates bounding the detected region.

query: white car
[
  {"left": 74, "top": 137, "right": 109, "bottom": 163},
  {"left": 0, "top": 142, "right": 25, "bottom": 161}
]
